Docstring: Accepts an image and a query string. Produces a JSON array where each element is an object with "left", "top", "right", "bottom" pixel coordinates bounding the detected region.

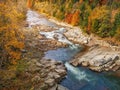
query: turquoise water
[
  {"left": 61, "top": 62, "right": 120, "bottom": 90},
  {"left": 44, "top": 45, "right": 81, "bottom": 62},
  {"left": 44, "top": 46, "right": 120, "bottom": 90}
]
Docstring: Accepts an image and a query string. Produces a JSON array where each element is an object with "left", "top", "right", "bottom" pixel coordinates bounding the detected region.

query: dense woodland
[{"left": 33, "top": 0, "right": 120, "bottom": 40}]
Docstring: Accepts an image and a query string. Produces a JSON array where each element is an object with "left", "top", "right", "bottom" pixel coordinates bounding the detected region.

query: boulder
[
  {"left": 57, "top": 84, "right": 69, "bottom": 90},
  {"left": 45, "top": 78, "right": 55, "bottom": 86},
  {"left": 82, "top": 61, "right": 89, "bottom": 67},
  {"left": 55, "top": 69, "right": 66, "bottom": 76},
  {"left": 73, "top": 46, "right": 120, "bottom": 71},
  {"left": 49, "top": 84, "right": 58, "bottom": 90}
]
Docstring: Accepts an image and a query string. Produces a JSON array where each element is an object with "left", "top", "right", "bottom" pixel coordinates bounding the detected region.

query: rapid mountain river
[{"left": 27, "top": 10, "right": 120, "bottom": 90}]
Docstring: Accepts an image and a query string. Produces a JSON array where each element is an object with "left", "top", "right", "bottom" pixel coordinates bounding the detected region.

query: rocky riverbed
[
  {"left": 21, "top": 9, "right": 120, "bottom": 90},
  {"left": 21, "top": 25, "right": 68, "bottom": 90},
  {"left": 49, "top": 14, "right": 120, "bottom": 72},
  {"left": 63, "top": 26, "right": 120, "bottom": 72}
]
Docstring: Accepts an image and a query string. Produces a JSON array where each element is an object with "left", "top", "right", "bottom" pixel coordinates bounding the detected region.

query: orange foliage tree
[
  {"left": 27, "top": 0, "right": 32, "bottom": 8},
  {"left": 71, "top": 10, "right": 80, "bottom": 26},
  {"left": 65, "top": 13, "right": 73, "bottom": 24},
  {"left": 65, "top": 11, "right": 80, "bottom": 26},
  {"left": 27, "top": 0, "right": 35, "bottom": 8}
]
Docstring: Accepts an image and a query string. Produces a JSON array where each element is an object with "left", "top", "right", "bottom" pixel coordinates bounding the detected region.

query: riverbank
[
  {"left": 25, "top": 9, "right": 120, "bottom": 72},
  {"left": 20, "top": 24, "right": 68, "bottom": 89},
  {"left": 37, "top": 11, "right": 120, "bottom": 72}
]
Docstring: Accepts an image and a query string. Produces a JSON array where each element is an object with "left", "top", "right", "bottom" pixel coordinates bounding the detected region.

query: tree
[{"left": 71, "top": 11, "right": 80, "bottom": 26}]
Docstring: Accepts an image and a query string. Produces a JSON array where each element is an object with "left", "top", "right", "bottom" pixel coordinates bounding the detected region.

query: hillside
[{"left": 32, "top": 0, "right": 120, "bottom": 42}]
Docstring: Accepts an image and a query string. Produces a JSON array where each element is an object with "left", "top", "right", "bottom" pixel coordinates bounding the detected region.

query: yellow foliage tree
[
  {"left": 0, "top": 1, "right": 25, "bottom": 68},
  {"left": 71, "top": 11, "right": 80, "bottom": 26}
]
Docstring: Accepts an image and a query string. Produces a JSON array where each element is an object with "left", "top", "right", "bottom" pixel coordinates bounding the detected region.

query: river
[{"left": 27, "top": 10, "right": 120, "bottom": 90}]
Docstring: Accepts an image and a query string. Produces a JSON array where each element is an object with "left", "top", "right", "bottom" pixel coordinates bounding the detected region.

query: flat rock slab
[{"left": 72, "top": 46, "right": 120, "bottom": 72}]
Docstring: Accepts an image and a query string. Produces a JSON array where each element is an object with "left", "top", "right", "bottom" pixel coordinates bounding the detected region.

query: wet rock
[
  {"left": 112, "top": 55, "right": 119, "bottom": 61},
  {"left": 57, "top": 84, "right": 69, "bottom": 90},
  {"left": 50, "top": 60, "right": 61, "bottom": 65},
  {"left": 55, "top": 69, "right": 66, "bottom": 76},
  {"left": 55, "top": 62, "right": 63, "bottom": 66},
  {"left": 45, "top": 78, "right": 55, "bottom": 86},
  {"left": 89, "top": 66, "right": 103, "bottom": 72},
  {"left": 54, "top": 74, "right": 61, "bottom": 80},
  {"left": 115, "top": 60, "right": 120, "bottom": 65},
  {"left": 48, "top": 72, "right": 61, "bottom": 81},
  {"left": 56, "top": 65, "right": 66, "bottom": 70},
  {"left": 89, "top": 55, "right": 110, "bottom": 67},
  {"left": 53, "top": 34, "right": 59, "bottom": 40},
  {"left": 71, "top": 60, "right": 79, "bottom": 66},
  {"left": 49, "top": 84, "right": 58, "bottom": 90},
  {"left": 109, "top": 63, "right": 116, "bottom": 70},
  {"left": 73, "top": 46, "right": 120, "bottom": 71},
  {"left": 82, "top": 61, "right": 89, "bottom": 67},
  {"left": 112, "top": 65, "right": 120, "bottom": 71},
  {"left": 104, "top": 61, "right": 114, "bottom": 68}
]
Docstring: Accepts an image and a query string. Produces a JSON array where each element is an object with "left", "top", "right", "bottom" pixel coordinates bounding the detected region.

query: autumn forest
[
  {"left": 1, "top": 0, "right": 120, "bottom": 90},
  {"left": 33, "top": 0, "right": 120, "bottom": 40}
]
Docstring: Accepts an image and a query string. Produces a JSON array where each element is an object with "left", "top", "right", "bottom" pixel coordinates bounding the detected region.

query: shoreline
[
  {"left": 36, "top": 11, "right": 120, "bottom": 72},
  {"left": 26, "top": 9, "right": 120, "bottom": 72}
]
